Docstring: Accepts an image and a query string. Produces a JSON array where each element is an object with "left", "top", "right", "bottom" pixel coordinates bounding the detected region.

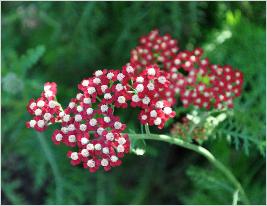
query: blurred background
[{"left": 1, "top": 1, "right": 266, "bottom": 205}]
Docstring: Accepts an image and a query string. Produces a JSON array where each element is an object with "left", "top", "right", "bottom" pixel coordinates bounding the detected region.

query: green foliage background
[{"left": 1, "top": 1, "right": 266, "bottom": 205}]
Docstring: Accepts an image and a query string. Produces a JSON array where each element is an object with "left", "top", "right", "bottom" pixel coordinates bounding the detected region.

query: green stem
[
  {"left": 37, "top": 133, "right": 63, "bottom": 204},
  {"left": 144, "top": 124, "right": 150, "bottom": 135},
  {"left": 128, "top": 133, "right": 249, "bottom": 204}
]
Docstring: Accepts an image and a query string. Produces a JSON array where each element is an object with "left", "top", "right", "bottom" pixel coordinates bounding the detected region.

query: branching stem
[{"left": 128, "top": 133, "right": 249, "bottom": 204}]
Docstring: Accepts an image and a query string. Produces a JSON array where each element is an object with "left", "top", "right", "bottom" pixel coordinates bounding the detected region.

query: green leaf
[{"left": 12, "top": 45, "right": 46, "bottom": 77}]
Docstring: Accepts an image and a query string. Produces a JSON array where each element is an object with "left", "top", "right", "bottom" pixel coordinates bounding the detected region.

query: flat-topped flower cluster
[
  {"left": 130, "top": 29, "right": 243, "bottom": 109},
  {"left": 26, "top": 29, "right": 243, "bottom": 172}
]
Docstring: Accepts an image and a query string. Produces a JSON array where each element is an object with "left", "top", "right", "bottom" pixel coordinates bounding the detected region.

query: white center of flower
[
  {"left": 89, "top": 118, "right": 97, "bottom": 126},
  {"left": 114, "top": 121, "right": 122, "bottom": 129},
  {"left": 81, "top": 137, "right": 89, "bottom": 145},
  {"left": 155, "top": 101, "right": 164, "bottom": 109},
  {"left": 190, "top": 55, "right": 196, "bottom": 61},
  {"left": 101, "top": 159, "right": 109, "bottom": 167},
  {"left": 55, "top": 133, "right": 63, "bottom": 141},
  {"left": 37, "top": 100, "right": 45, "bottom": 108},
  {"left": 63, "top": 115, "right": 70, "bottom": 122},
  {"left": 82, "top": 80, "right": 89, "bottom": 87},
  {"left": 83, "top": 98, "right": 91, "bottom": 104},
  {"left": 75, "top": 114, "right": 82, "bottom": 122},
  {"left": 81, "top": 149, "right": 89, "bottom": 157},
  {"left": 104, "top": 93, "right": 112, "bottom": 100},
  {"left": 44, "top": 113, "right": 52, "bottom": 121},
  {"left": 97, "top": 127, "right": 104, "bottom": 135},
  {"left": 101, "top": 104, "right": 109, "bottom": 112},
  {"left": 142, "top": 96, "right": 150, "bottom": 105},
  {"left": 132, "top": 95, "right": 140, "bottom": 102},
  {"left": 101, "top": 85, "right": 108, "bottom": 92},
  {"left": 87, "top": 143, "right": 94, "bottom": 150},
  {"left": 106, "top": 132, "right": 114, "bottom": 141},
  {"left": 115, "top": 84, "right": 124, "bottom": 91},
  {"left": 35, "top": 108, "right": 42, "bottom": 116},
  {"left": 117, "top": 73, "right": 125, "bottom": 81},
  {"left": 117, "top": 145, "right": 125, "bottom": 153},
  {"left": 147, "top": 83, "right": 155, "bottom": 91},
  {"left": 126, "top": 65, "right": 134, "bottom": 73},
  {"left": 77, "top": 106, "right": 83, "bottom": 112},
  {"left": 117, "top": 96, "right": 126, "bottom": 104},
  {"left": 174, "top": 59, "right": 181, "bottom": 65},
  {"left": 68, "top": 124, "right": 75, "bottom": 131},
  {"left": 163, "top": 107, "right": 172, "bottom": 115},
  {"left": 87, "top": 87, "right": 96, "bottom": 94},
  {"left": 71, "top": 152, "right": 78, "bottom": 160},
  {"left": 68, "top": 102, "right": 75, "bottom": 109},
  {"left": 102, "top": 147, "right": 109, "bottom": 154},
  {"left": 110, "top": 155, "right": 118, "bottom": 162},
  {"left": 87, "top": 108, "right": 94, "bottom": 115},
  {"left": 79, "top": 124, "right": 87, "bottom": 131},
  {"left": 185, "top": 61, "right": 191, "bottom": 67},
  {"left": 95, "top": 143, "right": 102, "bottom": 150},
  {"left": 158, "top": 76, "right": 166, "bottom": 84},
  {"left": 107, "top": 72, "right": 114, "bottom": 79},
  {"left": 44, "top": 85, "right": 51, "bottom": 91},
  {"left": 95, "top": 70, "right": 103, "bottom": 77},
  {"left": 118, "top": 137, "right": 126, "bottom": 145},
  {"left": 141, "top": 115, "right": 147, "bottom": 120},
  {"left": 104, "top": 116, "right": 110, "bottom": 123},
  {"left": 30, "top": 102, "right": 36, "bottom": 109},
  {"left": 136, "top": 84, "right": 144, "bottom": 92},
  {"left": 150, "top": 110, "right": 157, "bottom": 117},
  {"left": 154, "top": 117, "right": 162, "bottom": 125},
  {"left": 29, "top": 120, "right": 36, "bottom": 128},
  {"left": 204, "top": 92, "right": 209, "bottom": 97},
  {"left": 178, "top": 79, "right": 184, "bottom": 85},
  {"left": 147, "top": 68, "right": 156, "bottom": 76},
  {"left": 87, "top": 159, "right": 95, "bottom": 168},
  {"left": 76, "top": 93, "right": 83, "bottom": 100},
  {"left": 37, "top": 120, "right": 45, "bottom": 128},
  {"left": 61, "top": 127, "right": 68, "bottom": 134},
  {"left": 136, "top": 76, "right": 144, "bottom": 83},
  {"left": 93, "top": 77, "right": 101, "bottom": 84},
  {"left": 68, "top": 135, "right": 76, "bottom": 143}
]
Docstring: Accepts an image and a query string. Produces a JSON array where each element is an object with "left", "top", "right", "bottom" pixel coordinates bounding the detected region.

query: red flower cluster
[
  {"left": 26, "top": 82, "right": 62, "bottom": 131},
  {"left": 26, "top": 29, "right": 243, "bottom": 172},
  {"left": 26, "top": 66, "right": 176, "bottom": 172},
  {"left": 130, "top": 29, "right": 243, "bottom": 109},
  {"left": 51, "top": 70, "right": 132, "bottom": 172},
  {"left": 130, "top": 65, "right": 175, "bottom": 128},
  {"left": 170, "top": 49, "right": 243, "bottom": 109},
  {"left": 131, "top": 29, "right": 179, "bottom": 72}
]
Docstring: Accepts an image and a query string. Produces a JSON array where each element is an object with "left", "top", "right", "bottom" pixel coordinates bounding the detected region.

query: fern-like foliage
[{"left": 203, "top": 16, "right": 266, "bottom": 156}]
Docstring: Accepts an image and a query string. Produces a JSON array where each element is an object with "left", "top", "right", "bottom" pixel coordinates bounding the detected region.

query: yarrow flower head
[
  {"left": 130, "top": 29, "right": 179, "bottom": 72},
  {"left": 26, "top": 65, "right": 176, "bottom": 172},
  {"left": 53, "top": 70, "right": 132, "bottom": 172},
  {"left": 26, "top": 82, "right": 62, "bottom": 131},
  {"left": 130, "top": 29, "right": 243, "bottom": 109},
  {"left": 130, "top": 64, "right": 176, "bottom": 128},
  {"left": 169, "top": 49, "right": 244, "bottom": 109}
]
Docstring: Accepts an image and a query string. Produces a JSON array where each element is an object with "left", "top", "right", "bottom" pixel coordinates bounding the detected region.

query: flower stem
[{"left": 128, "top": 133, "right": 249, "bottom": 204}]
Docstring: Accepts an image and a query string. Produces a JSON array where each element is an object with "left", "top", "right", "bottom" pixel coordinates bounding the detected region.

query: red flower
[{"left": 26, "top": 82, "right": 61, "bottom": 132}]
